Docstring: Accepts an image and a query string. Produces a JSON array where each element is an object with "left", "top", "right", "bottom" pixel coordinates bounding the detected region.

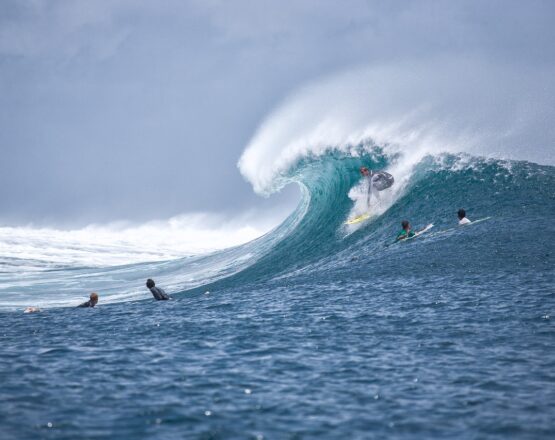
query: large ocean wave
[
  {"left": 2, "top": 146, "right": 552, "bottom": 310},
  {"left": 238, "top": 59, "right": 555, "bottom": 196},
  {"left": 1, "top": 60, "right": 554, "bottom": 310}
]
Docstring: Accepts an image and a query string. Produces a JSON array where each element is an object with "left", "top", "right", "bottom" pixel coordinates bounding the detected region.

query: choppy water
[{"left": 1, "top": 151, "right": 554, "bottom": 439}]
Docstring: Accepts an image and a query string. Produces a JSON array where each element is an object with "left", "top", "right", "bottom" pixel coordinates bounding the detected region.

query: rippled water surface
[{"left": 1, "top": 157, "right": 554, "bottom": 439}]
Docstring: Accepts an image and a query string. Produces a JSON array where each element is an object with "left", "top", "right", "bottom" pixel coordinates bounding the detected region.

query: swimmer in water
[
  {"left": 395, "top": 220, "right": 429, "bottom": 241},
  {"left": 458, "top": 208, "right": 471, "bottom": 225},
  {"left": 396, "top": 220, "right": 416, "bottom": 241},
  {"left": 78, "top": 292, "right": 98, "bottom": 308},
  {"left": 146, "top": 279, "right": 170, "bottom": 300}
]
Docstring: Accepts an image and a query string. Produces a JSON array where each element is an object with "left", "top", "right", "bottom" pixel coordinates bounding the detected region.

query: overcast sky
[{"left": 1, "top": 0, "right": 554, "bottom": 226}]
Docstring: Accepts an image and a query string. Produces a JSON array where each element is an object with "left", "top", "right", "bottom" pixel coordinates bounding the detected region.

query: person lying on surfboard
[
  {"left": 457, "top": 208, "right": 471, "bottom": 225},
  {"left": 360, "top": 167, "right": 394, "bottom": 207},
  {"left": 395, "top": 220, "right": 428, "bottom": 241}
]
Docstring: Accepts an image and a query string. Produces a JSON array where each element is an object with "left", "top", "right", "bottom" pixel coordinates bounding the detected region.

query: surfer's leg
[{"left": 370, "top": 184, "right": 380, "bottom": 206}]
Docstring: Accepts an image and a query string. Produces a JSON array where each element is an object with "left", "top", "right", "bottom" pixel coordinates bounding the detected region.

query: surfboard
[
  {"left": 402, "top": 223, "right": 434, "bottom": 241},
  {"left": 429, "top": 217, "right": 492, "bottom": 238},
  {"left": 465, "top": 216, "right": 491, "bottom": 225},
  {"left": 345, "top": 213, "right": 371, "bottom": 225},
  {"left": 415, "top": 223, "right": 434, "bottom": 236}
]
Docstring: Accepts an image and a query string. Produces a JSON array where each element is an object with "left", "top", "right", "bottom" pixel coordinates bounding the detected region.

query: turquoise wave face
[
  {"left": 0, "top": 150, "right": 553, "bottom": 310},
  {"left": 183, "top": 151, "right": 554, "bottom": 296}
]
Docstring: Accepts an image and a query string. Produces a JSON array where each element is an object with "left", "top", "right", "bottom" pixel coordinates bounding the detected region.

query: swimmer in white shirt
[{"left": 458, "top": 208, "right": 471, "bottom": 225}]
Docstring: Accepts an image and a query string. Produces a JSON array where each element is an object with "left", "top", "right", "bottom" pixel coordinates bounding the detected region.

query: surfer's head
[
  {"left": 360, "top": 166, "right": 370, "bottom": 176},
  {"left": 146, "top": 279, "right": 155, "bottom": 289},
  {"left": 89, "top": 292, "right": 98, "bottom": 305},
  {"left": 458, "top": 209, "right": 466, "bottom": 220},
  {"left": 401, "top": 220, "right": 410, "bottom": 230}
]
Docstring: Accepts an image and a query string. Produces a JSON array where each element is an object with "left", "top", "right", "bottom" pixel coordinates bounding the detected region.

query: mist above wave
[{"left": 238, "top": 57, "right": 555, "bottom": 195}]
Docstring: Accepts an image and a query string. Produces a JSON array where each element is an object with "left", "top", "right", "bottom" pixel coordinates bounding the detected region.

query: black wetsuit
[
  {"left": 149, "top": 286, "right": 170, "bottom": 301},
  {"left": 77, "top": 300, "right": 96, "bottom": 308}
]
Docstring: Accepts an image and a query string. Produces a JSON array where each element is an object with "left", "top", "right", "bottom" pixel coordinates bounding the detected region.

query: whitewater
[{"left": 1, "top": 61, "right": 554, "bottom": 439}]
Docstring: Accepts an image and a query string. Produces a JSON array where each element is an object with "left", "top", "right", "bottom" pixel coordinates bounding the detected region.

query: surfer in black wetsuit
[
  {"left": 146, "top": 279, "right": 170, "bottom": 300},
  {"left": 78, "top": 292, "right": 98, "bottom": 308},
  {"left": 360, "top": 167, "right": 394, "bottom": 207}
]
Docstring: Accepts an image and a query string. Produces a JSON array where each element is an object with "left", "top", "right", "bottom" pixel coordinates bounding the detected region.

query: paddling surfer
[
  {"left": 146, "top": 279, "right": 171, "bottom": 300},
  {"left": 78, "top": 292, "right": 99, "bottom": 308},
  {"left": 458, "top": 209, "right": 471, "bottom": 225},
  {"left": 395, "top": 220, "right": 429, "bottom": 242}
]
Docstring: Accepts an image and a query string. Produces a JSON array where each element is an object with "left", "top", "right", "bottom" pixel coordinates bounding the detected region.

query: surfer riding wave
[{"left": 360, "top": 167, "right": 394, "bottom": 208}]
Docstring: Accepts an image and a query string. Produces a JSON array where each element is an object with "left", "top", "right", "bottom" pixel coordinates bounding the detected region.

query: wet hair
[
  {"left": 90, "top": 292, "right": 98, "bottom": 301},
  {"left": 401, "top": 220, "right": 410, "bottom": 229},
  {"left": 146, "top": 279, "right": 155, "bottom": 289},
  {"left": 458, "top": 209, "right": 466, "bottom": 220}
]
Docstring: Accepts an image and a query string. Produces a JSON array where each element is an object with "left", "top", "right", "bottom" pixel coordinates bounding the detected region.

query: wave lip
[{"left": 239, "top": 59, "right": 555, "bottom": 196}]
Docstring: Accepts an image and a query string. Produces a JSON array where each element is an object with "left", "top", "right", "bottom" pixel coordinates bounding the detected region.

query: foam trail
[
  {"left": 0, "top": 211, "right": 282, "bottom": 270},
  {"left": 0, "top": 200, "right": 309, "bottom": 310}
]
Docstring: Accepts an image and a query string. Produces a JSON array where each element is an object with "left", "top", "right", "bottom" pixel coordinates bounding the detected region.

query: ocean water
[{"left": 1, "top": 148, "right": 554, "bottom": 439}]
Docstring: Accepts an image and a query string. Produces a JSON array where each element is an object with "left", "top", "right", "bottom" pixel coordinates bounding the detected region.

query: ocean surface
[{"left": 1, "top": 150, "right": 554, "bottom": 439}]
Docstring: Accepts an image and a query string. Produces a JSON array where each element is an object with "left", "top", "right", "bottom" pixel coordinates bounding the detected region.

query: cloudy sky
[{"left": 1, "top": 0, "right": 553, "bottom": 226}]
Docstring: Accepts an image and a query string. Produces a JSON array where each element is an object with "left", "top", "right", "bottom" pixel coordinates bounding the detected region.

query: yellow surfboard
[{"left": 345, "top": 213, "right": 371, "bottom": 225}]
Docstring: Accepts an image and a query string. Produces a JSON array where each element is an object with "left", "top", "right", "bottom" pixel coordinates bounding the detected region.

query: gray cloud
[{"left": 0, "top": 0, "right": 553, "bottom": 226}]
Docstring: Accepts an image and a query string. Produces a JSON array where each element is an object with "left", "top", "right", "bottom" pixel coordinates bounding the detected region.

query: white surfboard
[{"left": 415, "top": 223, "right": 434, "bottom": 236}]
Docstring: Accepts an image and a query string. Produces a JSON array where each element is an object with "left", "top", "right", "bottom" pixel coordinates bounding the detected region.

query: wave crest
[{"left": 238, "top": 58, "right": 555, "bottom": 195}]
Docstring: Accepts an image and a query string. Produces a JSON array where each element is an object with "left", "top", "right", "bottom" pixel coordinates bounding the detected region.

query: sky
[{"left": 1, "top": 0, "right": 554, "bottom": 226}]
